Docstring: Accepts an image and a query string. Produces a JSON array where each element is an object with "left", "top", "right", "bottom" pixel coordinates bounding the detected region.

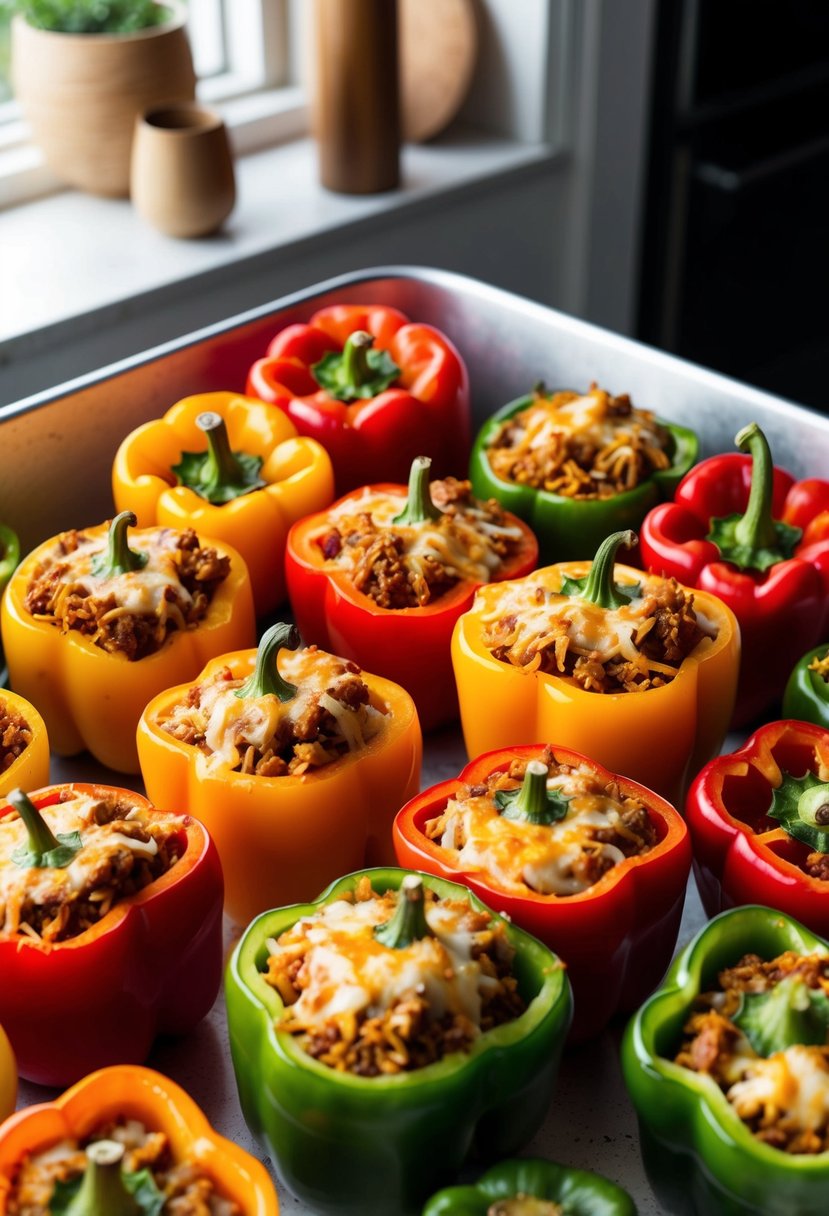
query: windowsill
[{"left": 0, "top": 127, "right": 560, "bottom": 363}]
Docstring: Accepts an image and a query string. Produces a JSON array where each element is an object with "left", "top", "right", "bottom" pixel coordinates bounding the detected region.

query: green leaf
[
  {"left": 173, "top": 447, "right": 266, "bottom": 504},
  {"left": 767, "top": 769, "right": 829, "bottom": 852},
  {"left": 559, "top": 572, "right": 641, "bottom": 603},
  {"left": 495, "top": 785, "right": 572, "bottom": 825},
  {"left": 50, "top": 1164, "right": 164, "bottom": 1215},
  {"left": 733, "top": 975, "right": 829, "bottom": 1057},
  {"left": 12, "top": 830, "right": 82, "bottom": 869},
  {"left": 706, "top": 514, "right": 802, "bottom": 573},
  {"left": 313, "top": 346, "right": 400, "bottom": 402}
]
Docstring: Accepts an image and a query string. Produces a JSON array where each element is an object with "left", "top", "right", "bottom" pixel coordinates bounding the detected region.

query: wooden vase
[{"left": 11, "top": 2, "right": 195, "bottom": 198}]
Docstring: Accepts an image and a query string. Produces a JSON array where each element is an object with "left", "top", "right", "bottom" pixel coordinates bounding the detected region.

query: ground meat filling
[
  {"left": 0, "top": 700, "right": 31, "bottom": 773},
  {"left": 24, "top": 526, "right": 230, "bottom": 660},
  {"left": 483, "top": 577, "right": 709, "bottom": 694},
  {"left": 425, "top": 748, "right": 657, "bottom": 896},
  {"left": 315, "top": 477, "right": 524, "bottom": 609},
  {"left": 265, "top": 875, "right": 526, "bottom": 1076},
  {"left": 0, "top": 790, "right": 184, "bottom": 942},
  {"left": 675, "top": 951, "right": 829, "bottom": 1153},
  {"left": 486, "top": 383, "right": 672, "bottom": 499},
  {"left": 7, "top": 1117, "right": 240, "bottom": 1215}
]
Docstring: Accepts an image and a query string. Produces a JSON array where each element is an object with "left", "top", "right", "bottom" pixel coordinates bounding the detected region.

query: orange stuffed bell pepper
[
  {"left": 0, "top": 689, "right": 49, "bottom": 799},
  {"left": 453, "top": 530, "right": 740, "bottom": 804},
  {"left": 0, "top": 1027, "right": 13, "bottom": 1124},
  {"left": 0, "top": 1065, "right": 279, "bottom": 1215},
  {"left": 137, "top": 621, "right": 422, "bottom": 923},
  {"left": 1, "top": 511, "right": 255, "bottom": 773},
  {"left": 113, "top": 391, "right": 334, "bottom": 615}
]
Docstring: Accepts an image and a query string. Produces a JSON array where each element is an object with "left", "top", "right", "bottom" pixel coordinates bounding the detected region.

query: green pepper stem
[
  {"left": 196, "top": 411, "right": 249, "bottom": 495},
  {"left": 733, "top": 423, "right": 779, "bottom": 553},
  {"left": 392, "top": 456, "right": 442, "bottom": 526},
  {"left": 580, "top": 530, "right": 637, "bottom": 609},
  {"left": 64, "top": 1140, "right": 142, "bottom": 1216},
  {"left": 234, "top": 622, "right": 300, "bottom": 703},
  {"left": 91, "top": 511, "right": 148, "bottom": 578},
  {"left": 374, "top": 875, "right": 432, "bottom": 949},
  {"left": 341, "top": 330, "right": 376, "bottom": 393},
  {"left": 509, "top": 761, "right": 550, "bottom": 824},
  {"left": 8, "top": 788, "right": 62, "bottom": 857}
]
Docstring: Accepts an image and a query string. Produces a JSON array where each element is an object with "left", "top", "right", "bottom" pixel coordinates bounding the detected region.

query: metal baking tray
[{"left": 7, "top": 266, "right": 829, "bottom": 1215}]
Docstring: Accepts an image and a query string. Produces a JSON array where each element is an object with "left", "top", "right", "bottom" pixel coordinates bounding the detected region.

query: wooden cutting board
[{"left": 399, "top": 0, "right": 478, "bottom": 143}]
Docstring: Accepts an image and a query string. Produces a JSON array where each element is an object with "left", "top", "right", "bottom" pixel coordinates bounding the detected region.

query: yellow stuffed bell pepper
[
  {"left": 452, "top": 530, "right": 740, "bottom": 805},
  {"left": 113, "top": 391, "right": 335, "bottom": 615},
  {"left": 137, "top": 621, "right": 422, "bottom": 924},
  {"left": 1, "top": 512, "right": 255, "bottom": 774},
  {"left": 0, "top": 689, "right": 49, "bottom": 799},
  {"left": 0, "top": 1024, "right": 14, "bottom": 1122}
]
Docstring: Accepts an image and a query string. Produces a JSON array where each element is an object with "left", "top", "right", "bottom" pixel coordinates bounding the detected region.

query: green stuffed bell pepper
[
  {"left": 422, "top": 1158, "right": 637, "bottom": 1215},
  {"left": 469, "top": 385, "right": 698, "bottom": 561},
  {"left": 226, "top": 868, "right": 573, "bottom": 1216},
  {"left": 0, "top": 525, "right": 19, "bottom": 597},
  {"left": 783, "top": 644, "right": 829, "bottom": 729},
  {"left": 622, "top": 904, "right": 829, "bottom": 1216}
]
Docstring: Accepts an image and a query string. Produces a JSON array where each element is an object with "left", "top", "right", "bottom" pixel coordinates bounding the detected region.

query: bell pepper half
[
  {"left": 640, "top": 421, "right": 829, "bottom": 726},
  {"left": 783, "top": 644, "right": 829, "bottom": 730},
  {"left": 422, "top": 1157, "right": 637, "bottom": 1216},
  {"left": 0, "top": 512, "right": 256, "bottom": 773},
  {"left": 0, "top": 1064, "right": 279, "bottom": 1214},
  {"left": 0, "top": 688, "right": 49, "bottom": 799},
  {"left": 452, "top": 530, "right": 740, "bottom": 805},
  {"left": 285, "top": 457, "right": 538, "bottom": 731},
  {"left": 469, "top": 387, "right": 698, "bottom": 563},
  {"left": 0, "top": 782, "right": 224, "bottom": 1087},
  {"left": 245, "top": 303, "right": 471, "bottom": 494},
  {"left": 0, "top": 1026, "right": 14, "bottom": 1125},
  {"left": 137, "top": 623, "right": 422, "bottom": 924},
  {"left": 622, "top": 904, "right": 829, "bottom": 1216},
  {"left": 394, "top": 742, "right": 691, "bottom": 1041},
  {"left": 686, "top": 718, "right": 829, "bottom": 938},
  {"left": 226, "top": 866, "right": 572, "bottom": 1216},
  {"left": 112, "top": 391, "right": 335, "bottom": 615}
]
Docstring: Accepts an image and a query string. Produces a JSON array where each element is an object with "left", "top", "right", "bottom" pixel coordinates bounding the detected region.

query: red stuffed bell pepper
[
  {"left": 640, "top": 422, "right": 829, "bottom": 726},
  {"left": 394, "top": 743, "right": 691, "bottom": 1040},
  {"left": 0, "top": 782, "right": 223, "bottom": 1087},
  {"left": 246, "top": 304, "right": 471, "bottom": 493},
  {"left": 687, "top": 719, "right": 829, "bottom": 937},
  {"left": 285, "top": 456, "right": 538, "bottom": 731}
]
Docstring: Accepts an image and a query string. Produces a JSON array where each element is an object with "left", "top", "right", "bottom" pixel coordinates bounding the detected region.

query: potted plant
[{"left": 6, "top": 0, "right": 195, "bottom": 197}]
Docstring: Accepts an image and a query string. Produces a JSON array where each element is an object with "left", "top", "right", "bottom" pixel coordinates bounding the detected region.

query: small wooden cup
[{"left": 130, "top": 102, "right": 236, "bottom": 238}]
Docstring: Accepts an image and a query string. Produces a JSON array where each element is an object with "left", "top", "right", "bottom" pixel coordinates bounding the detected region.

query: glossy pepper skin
[
  {"left": 469, "top": 389, "right": 698, "bottom": 562},
  {"left": 686, "top": 719, "right": 829, "bottom": 937},
  {"left": 0, "top": 515, "right": 256, "bottom": 773},
  {"left": 285, "top": 462, "right": 538, "bottom": 731},
  {"left": 0, "top": 1027, "right": 14, "bottom": 1125},
  {"left": 452, "top": 535, "right": 740, "bottom": 806},
  {"left": 245, "top": 304, "right": 471, "bottom": 494},
  {"left": 112, "top": 391, "right": 335, "bottom": 615},
  {"left": 640, "top": 423, "right": 829, "bottom": 726},
  {"left": 226, "top": 866, "right": 572, "bottom": 1216},
  {"left": 783, "top": 645, "right": 829, "bottom": 730},
  {"left": 622, "top": 905, "right": 829, "bottom": 1216},
  {"left": 422, "top": 1158, "right": 637, "bottom": 1216},
  {"left": 0, "top": 1065, "right": 279, "bottom": 1215},
  {"left": 0, "top": 783, "right": 224, "bottom": 1087},
  {"left": 137, "top": 627, "right": 422, "bottom": 924},
  {"left": 394, "top": 743, "right": 691, "bottom": 1041},
  {"left": 0, "top": 689, "right": 49, "bottom": 799}
]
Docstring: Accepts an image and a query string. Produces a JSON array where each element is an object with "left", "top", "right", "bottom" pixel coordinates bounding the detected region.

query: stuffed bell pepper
[
  {"left": 422, "top": 1158, "right": 637, "bottom": 1216},
  {"left": 783, "top": 645, "right": 829, "bottom": 729},
  {"left": 394, "top": 743, "right": 691, "bottom": 1041},
  {"left": 285, "top": 455, "right": 538, "bottom": 730},
  {"left": 687, "top": 719, "right": 829, "bottom": 937},
  {"left": 640, "top": 421, "right": 829, "bottom": 726},
  {"left": 0, "top": 690, "right": 48, "bottom": 800},
  {"left": 226, "top": 867, "right": 572, "bottom": 1216},
  {"left": 469, "top": 382, "right": 698, "bottom": 561},
  {"left": 137, "top": 622, "right": 422, "bottom": 924},
  {"left": 452, "top": 530, "right": 739, "bottom": 804},
  {"left": 0, "top": 511, "right": 255, "bottom": 772},
  {"left": 113, "top": 391, "right": 335, "bottom": 615},
  {"left": 623, "top": 904, "right": 829, "bottom": 1215},
  {"left": 246, "top": 303, "right": 471, "bottom": 494},
  {"left": 0, "top": 782, "right": 223, "bottom": 1086},
  {"left": 0, "top": 1026, "right": 13, "bottom": 1125},
  {"left": 0, "top": 1064, "right": 279, "bottom": 1214}
]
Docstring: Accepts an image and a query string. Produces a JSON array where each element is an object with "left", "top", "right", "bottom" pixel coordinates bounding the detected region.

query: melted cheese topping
[
  {"left": 499, "top": 388, "right": 665, "bottom": 453},
  {"left": 728, "top": 1046, "right": 829, "bottom": 1133},
  {"left": 322, "top": 488, "right": 523, "bottom": 584},
  {"left": 437, "top": 764, "right": 639, "bottom": 896}
]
